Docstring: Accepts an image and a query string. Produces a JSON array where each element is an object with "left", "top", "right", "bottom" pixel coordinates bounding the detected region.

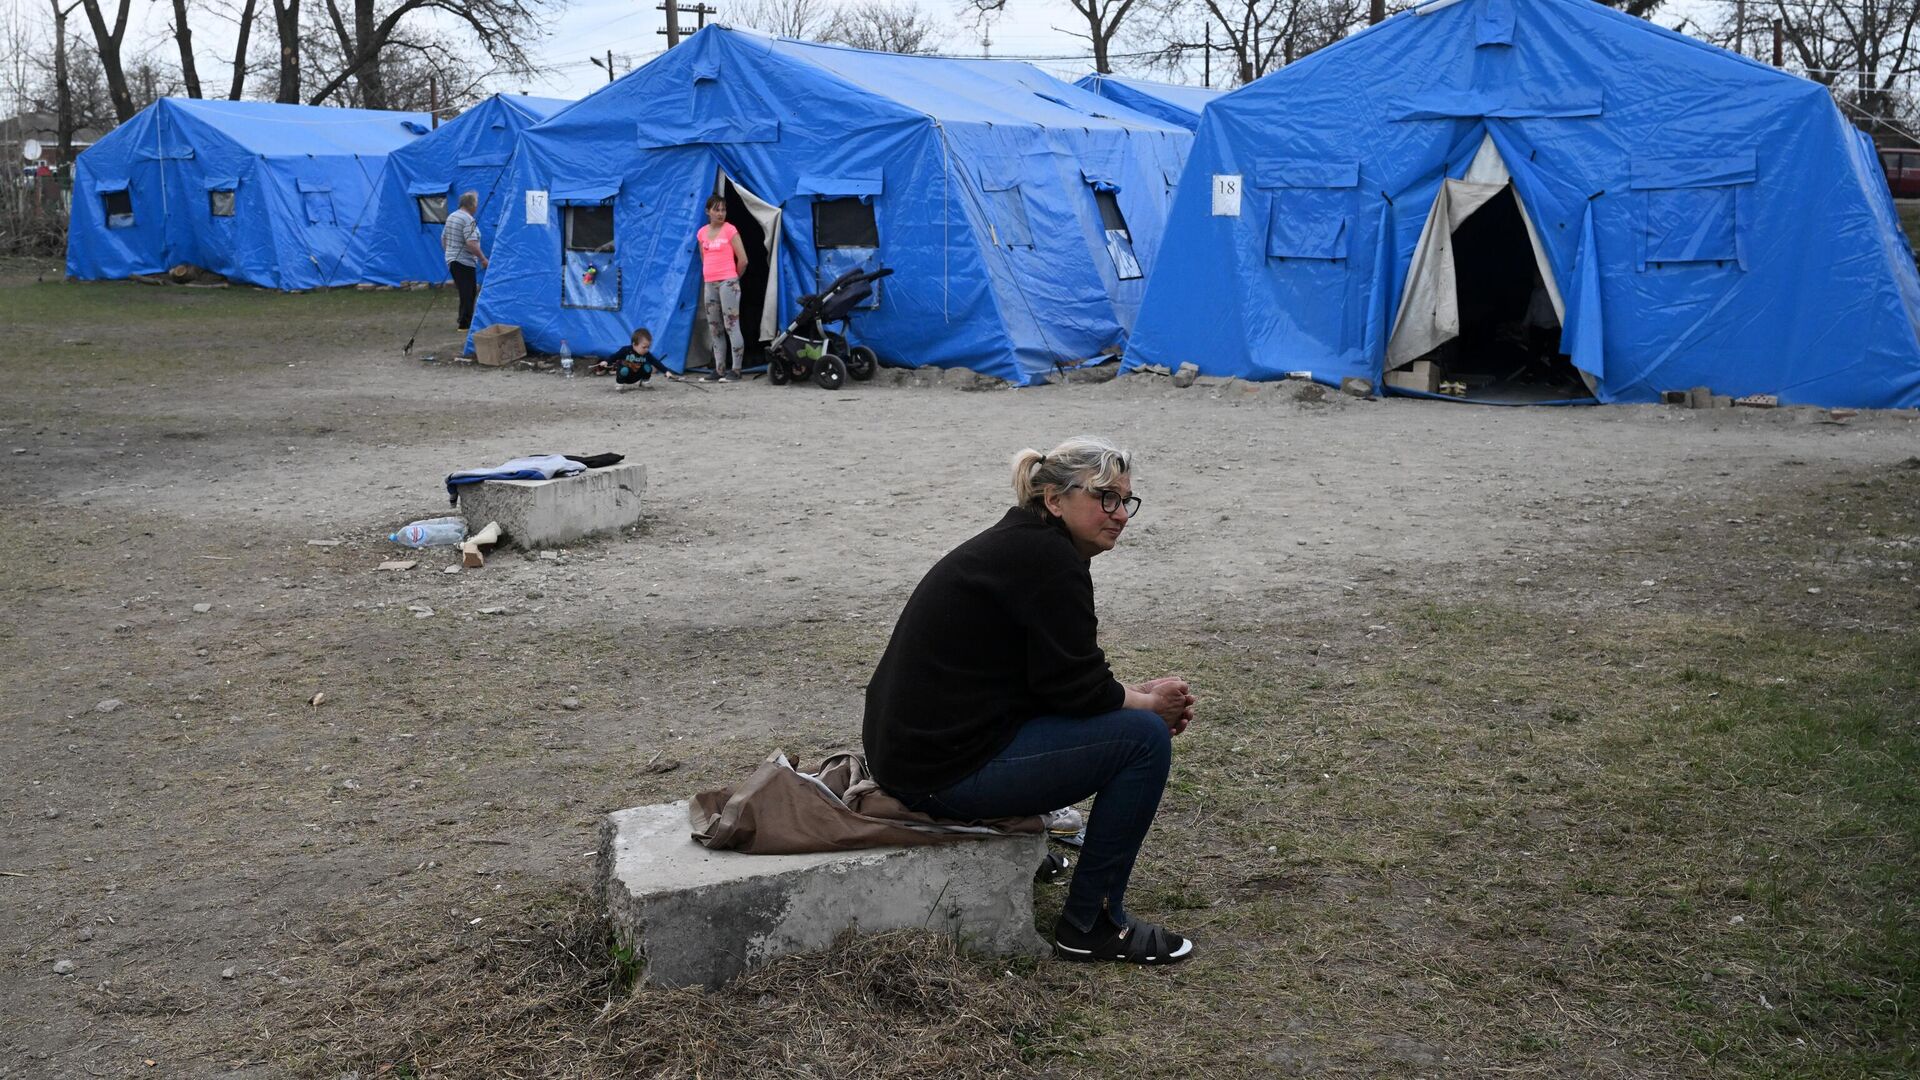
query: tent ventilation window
[
  {"left": 208, "top": 190, "right": 235, "bottom": 218},
  {"left": 985, "top": 187, "right": 1033, "bottom": 247},
  {"left": 813, "top": 197, "right": 881, "bottom": 311},
  {"left": 1094, "top": 188, "right": 1142, "bottom": 280},
  {"left": 103, "top": 190, "right": 133, "bottom": 228},
  {"left": 561, "top": 201, "right": 619, "bottom": 311},
  {"left": 416, "top": 194, "right": 448, "bottom": 224},
  {"left": 813, "top": 198, "right": 878, "bottom": 249},
  {"left": 564, "top": 204, "right": 616, "bottom": 253}
]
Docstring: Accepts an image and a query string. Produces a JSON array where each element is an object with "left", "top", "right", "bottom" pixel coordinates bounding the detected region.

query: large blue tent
[
  {"left": 1124, "top": 0, "right": 1920, "bottom": 408},
  {"left": 1074, "top": 74, "right": 1222, "bottom": 130},
  {"left": 471, "top": 27, "right": 1192, "bottom": 384},
  {"left": 66, "top": 98, "right": 430, "bottom": 290},
  {"left": 350, "top": 93, "right": 572, "bottom": 286}
]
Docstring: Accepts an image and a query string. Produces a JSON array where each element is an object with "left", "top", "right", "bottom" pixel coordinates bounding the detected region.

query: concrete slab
[
  {"left": 598, "top": 801, "right": 1049, "bottom": 989},
  {"left": 455, "top": 463, "right": 645, "bottom": 549}
]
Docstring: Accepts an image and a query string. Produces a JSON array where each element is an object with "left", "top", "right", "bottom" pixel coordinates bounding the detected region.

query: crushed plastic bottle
[
  {"left": 389, "top": 516, "right": 467, "bottom": 548},
  {"left": 560, "top": 339, "right": 573, "bottom": 379}
]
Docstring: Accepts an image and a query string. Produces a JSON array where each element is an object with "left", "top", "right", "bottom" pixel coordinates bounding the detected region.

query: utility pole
[
  {"left": 607, "top": 48, "right": 615, "bottom": 81},
  {"left": 1369, "top": 0, "right": 1384, "bottom": 25},
  {"left": 428, "top": 75, "right": 437, "bottom": 127},
  {"left": 1203, "top": 24, "right": 1210, "bottom": 88},
  {"left": 657, "top": 3, "right": 714, "bottom": 47},
  {"left": 1772, "top": 18, "right": 1783, "bottom": 67},
  {"left": 660, "top": 1, "right": 681, "bottom": 47},
  {"left": 1735, "top": 0, "right": 1746, "bottom": 57}
]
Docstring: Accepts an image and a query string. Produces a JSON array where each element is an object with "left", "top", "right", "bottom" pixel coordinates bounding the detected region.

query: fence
[{"left": 3, "top": 173, "right": 71, "bottom": 257}]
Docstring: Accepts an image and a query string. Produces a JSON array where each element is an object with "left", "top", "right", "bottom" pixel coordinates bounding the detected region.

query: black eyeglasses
[{"left": 1077, "top": 486, "right": 1141, "bottom": 517}]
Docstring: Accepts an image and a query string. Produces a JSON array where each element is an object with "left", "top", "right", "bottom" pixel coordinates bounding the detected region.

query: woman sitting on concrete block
[{"left": 863, "top": 435, "right": 1197, "bottom": 965}]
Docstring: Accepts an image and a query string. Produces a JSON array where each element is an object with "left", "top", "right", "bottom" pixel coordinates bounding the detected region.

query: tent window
[
  {"left": 208, "top": 189, "right": 235, "bottom": 218},
  {"left": 1642, "top": 187, "right": 1739, "bottom": 267},
  {"left": 103, "top": 189, "right": 133, "bottom": 228},
  {"left": 416, "top": 194, "right": 448, "bottom": 224},
  {"left": 565, "top": 204, "right": 615, "bottom": 253},
  {"left": 985, "top": 187, "right": 1033, "bottom": 247},
  {"left": 303, "top": 190, "right": 335, "bottom": 226},
  {"left": 1094, "top": 189, "right": 1141, "bottom": 280},
  {"left": 813, "top": 198, "right": 879, "bottom": 249}
]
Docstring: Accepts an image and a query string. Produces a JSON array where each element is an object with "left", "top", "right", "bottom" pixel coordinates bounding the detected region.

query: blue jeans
[{"left": 904, "top": 708, "right": 1171, "bottom": 933}]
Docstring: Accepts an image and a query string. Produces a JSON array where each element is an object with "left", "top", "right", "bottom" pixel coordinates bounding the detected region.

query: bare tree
[
  {"left": 1599, "top": 0, "right": 1666, "bottom": 20},
  {"left": 825, "top": 0, "right": 943, "bottom": 53},
  {"left": 1738, "top": 0, "right": 1920, "bottom": 136},
  {"left": 74, "top": 0, "right": 135, "bottom": 119},
  {"left": 270, "top": 0, "right": 299, "bottom": 101},
  {"left": 727, "top": 0, "right": 836, "bottom": 39},
  {"left": 964, "top": 0, "right": 1143, "bottom": 72},
  {"left": 303, "top": 0, "right": 547, "bottom": 107},
  {"left": 167, "top": 0, "right": 203, "bottom": 96},
  {"left": 223, "top": 0, "right": 261, "bottom": 99}
]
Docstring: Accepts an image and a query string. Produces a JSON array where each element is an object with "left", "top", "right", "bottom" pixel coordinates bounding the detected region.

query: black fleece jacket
[{"left": 862, "top": 506, "right": 1126, "bottom": 796}]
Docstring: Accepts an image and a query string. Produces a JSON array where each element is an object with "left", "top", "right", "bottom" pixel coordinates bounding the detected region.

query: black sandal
[{"left": 1053, "top": 914, "right": 1193, "bottom": 965}]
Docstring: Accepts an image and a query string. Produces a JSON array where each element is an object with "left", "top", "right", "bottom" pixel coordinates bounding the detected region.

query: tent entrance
[
  {"left": 1386, "top": 137, "right": 1593, "bottom": 403},
  {"left": 688, "top": 171, "right": 781, "bottom": 370}
]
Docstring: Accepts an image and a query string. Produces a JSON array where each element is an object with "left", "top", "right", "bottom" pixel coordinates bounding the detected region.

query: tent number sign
[{"left": 1211, "top": 174, "right": 1242, "bottom": 217}]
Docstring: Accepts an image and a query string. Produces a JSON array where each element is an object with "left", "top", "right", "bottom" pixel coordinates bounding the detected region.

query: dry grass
[{"left": 228, "top": 883, "right": 1051, "bottom": 1079}]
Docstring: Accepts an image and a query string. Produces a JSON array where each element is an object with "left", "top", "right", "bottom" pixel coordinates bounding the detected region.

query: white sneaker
[{"left": 1042, "top": 806, "right": 1085, "bottom": 836}]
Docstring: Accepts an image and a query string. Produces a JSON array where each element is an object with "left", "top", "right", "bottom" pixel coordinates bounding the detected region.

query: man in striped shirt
[{"left": 442, "top": 191, "right": 488, "bottom": 330}]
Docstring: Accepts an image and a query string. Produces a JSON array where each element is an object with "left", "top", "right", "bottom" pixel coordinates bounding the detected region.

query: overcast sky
[{"left": 7, "top": 0, "right": 1721, "bottom": 108}]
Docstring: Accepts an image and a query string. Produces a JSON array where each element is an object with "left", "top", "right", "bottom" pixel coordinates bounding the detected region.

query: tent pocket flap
[
  {"left": 94, "top": 177, "right": 130, "bottom": 194},
  {"left": 634, "top": 117, "right": 779, "bottom": 148},
  {"left": 457, "top": 152, "right": 510, "bottom": 168},
  {"left": 551, "top": 180, "right": 620, "bottom": 204},
  {"left": 1628, "top": 153, "right": 1757, "bottom": 190},
  {"left": 796, "top": 172, "right": 883, "bottom": 198},
  {"left": 1081, "top": 168, "right": 1120, "bottom": 192},
  {"left": 407, "top": 179, "right": 449, "bottom": 196},
  {"left": 1268, "top": 191, "right": 1350, "bottom": 260},
  {"left": 202, "top": 176, "right": 238, "bottom": 191},
  {"left": 296, "top": 179, "right": 332, "bottom": 193},
  {"left": 1254, "top": 160, "right": 1359, "bottom": 189}
]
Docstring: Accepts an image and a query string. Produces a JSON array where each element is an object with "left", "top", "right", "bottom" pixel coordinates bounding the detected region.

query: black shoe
[{"left": 1053, "top": 913, "right": 1192, "bottom": 965}]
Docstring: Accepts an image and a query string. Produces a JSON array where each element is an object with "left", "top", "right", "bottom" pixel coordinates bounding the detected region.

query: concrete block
[
  {"left": 1384, "top": 360, "right": 1438, "bottom": 394},
  {"left": 1340, "top": 376, "right": 1374, "bottom": 398},
  {"left": 455, "top": 463, "right": 645, "bottom": 549},
  {"left": 1171, "top": 362, "right": 1200, "bottom": 388},
  {"left": 599, "top": 801, "right": 1049, "bottom": 989}
]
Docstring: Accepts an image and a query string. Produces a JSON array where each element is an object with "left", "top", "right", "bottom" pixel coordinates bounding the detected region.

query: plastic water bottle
[
  {"left": 389, "top": 516, "right": 467, "bottom": 548},
  {"left": 560, "top": 339, "right": 573, "bottom": 379}
]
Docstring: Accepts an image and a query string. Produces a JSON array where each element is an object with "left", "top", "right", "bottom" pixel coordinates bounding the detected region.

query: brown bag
[{"left": 688, "top": 750, "right": 1042, "bottom": 854}]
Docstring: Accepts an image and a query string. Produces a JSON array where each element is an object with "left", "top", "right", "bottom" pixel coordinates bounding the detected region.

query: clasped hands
[{"left": 1127, "top": 676, "right": 1197, "bottom": 736}]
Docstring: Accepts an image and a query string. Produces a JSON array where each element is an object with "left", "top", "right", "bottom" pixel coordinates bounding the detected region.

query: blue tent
[
  {"left": 1074, "top": 74, "right": 1222, "bottom": 130},
  {"left": 67, "top": 98, "right": 430, "bottom": 290},
  {"left": 1124, "top": 0, "right": 1920, "bottom": 408},
  {"left": 471, "top": 27, "right": 1192, "bottom": 384},
  {"left": 350, "top": 93, "right": 572, "bottom": 286}
]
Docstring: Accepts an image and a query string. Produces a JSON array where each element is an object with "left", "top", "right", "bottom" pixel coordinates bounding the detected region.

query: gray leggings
[{"left": 703, "top": 278, "right": 745, "bottom": 373}]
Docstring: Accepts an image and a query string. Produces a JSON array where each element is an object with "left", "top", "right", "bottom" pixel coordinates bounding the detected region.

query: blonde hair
[{"left": 1011, "top": 435, "right": 1131, "bottom": 513}]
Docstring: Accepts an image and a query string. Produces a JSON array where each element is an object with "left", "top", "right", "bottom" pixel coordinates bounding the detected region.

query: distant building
[{"left": 1, "top": 111, "right": 104, "bottom": 165}]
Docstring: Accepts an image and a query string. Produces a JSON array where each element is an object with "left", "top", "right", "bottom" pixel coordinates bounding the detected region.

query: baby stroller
[{"left": 768, "top": 266, "right": 893, "bottom": 390}]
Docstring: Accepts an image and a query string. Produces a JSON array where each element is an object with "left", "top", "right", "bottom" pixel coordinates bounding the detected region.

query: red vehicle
[{"left": 1878, "top": 148, "right": 1920, "bottom": 198}]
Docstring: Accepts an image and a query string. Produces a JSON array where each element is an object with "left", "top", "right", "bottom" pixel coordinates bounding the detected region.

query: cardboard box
[
  {"left": 472, "top": 324, "right": 526, "bottom": 367},
  {"left": 1384, "top": 359, "right": 1439, "bottom": 394}
]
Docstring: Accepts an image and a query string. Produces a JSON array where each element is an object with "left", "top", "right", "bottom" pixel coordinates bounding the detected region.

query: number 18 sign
[{"left": 1211, "top": 174, "right": 1242, "bottom": 217}]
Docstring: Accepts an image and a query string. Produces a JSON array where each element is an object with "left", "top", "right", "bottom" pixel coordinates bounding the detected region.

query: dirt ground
[{"left": 2, "top": 269, "right": 1918, "bottom": 1077}]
